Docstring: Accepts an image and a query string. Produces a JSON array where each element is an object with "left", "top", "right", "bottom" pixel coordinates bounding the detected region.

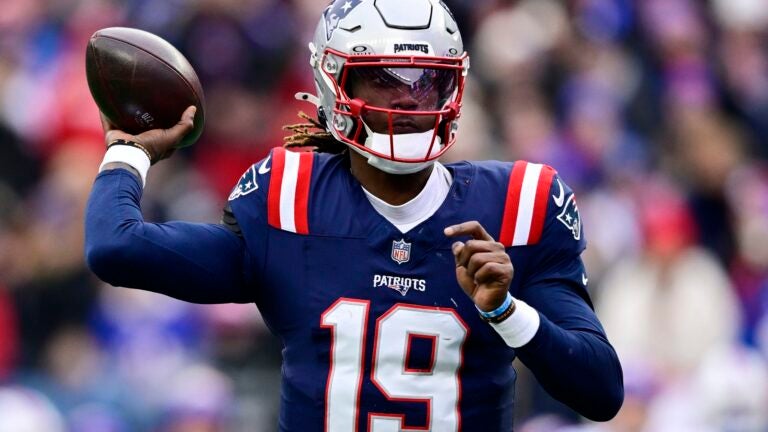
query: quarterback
[{"left": 85, "top": 0, "right": 623, "bottom": 430}]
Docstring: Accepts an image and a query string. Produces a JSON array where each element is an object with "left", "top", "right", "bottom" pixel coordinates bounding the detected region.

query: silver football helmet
[{"left": 306, "top": 0, "right": 469, "bottom": 174}]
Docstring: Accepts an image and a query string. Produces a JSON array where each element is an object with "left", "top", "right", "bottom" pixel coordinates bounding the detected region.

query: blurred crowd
[{"left": 1, "top": 0, "right": 768, "bottom": 430}]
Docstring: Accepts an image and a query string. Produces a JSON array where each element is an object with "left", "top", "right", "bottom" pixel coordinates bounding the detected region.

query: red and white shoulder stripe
[
  {"left": 267, "top": 147, "right": 314, "bottom": 234},
  {"left": 498, "top": 161, "right": 557, "bottom": 247}
]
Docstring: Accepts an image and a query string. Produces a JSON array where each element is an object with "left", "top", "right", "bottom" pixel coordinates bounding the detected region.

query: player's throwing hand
[
  {"left": 444, "top": 221, "right": 514, "bottom": 312},
  {"left": 100, "top": 105, "right": 196, "bottom": 164}
]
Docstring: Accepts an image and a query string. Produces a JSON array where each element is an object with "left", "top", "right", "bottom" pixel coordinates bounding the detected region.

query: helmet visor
[{"left": 344, "top": 66, "right": 458, "bottom": 110}]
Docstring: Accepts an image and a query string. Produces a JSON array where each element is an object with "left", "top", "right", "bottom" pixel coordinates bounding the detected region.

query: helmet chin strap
[{"left": 353, "top": 123, "right": 442, "bottom": 175}]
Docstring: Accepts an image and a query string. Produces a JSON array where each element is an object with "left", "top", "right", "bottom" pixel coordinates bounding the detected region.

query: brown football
[{"left": 85, "top": 27, "right": 204, "bottom": 148}]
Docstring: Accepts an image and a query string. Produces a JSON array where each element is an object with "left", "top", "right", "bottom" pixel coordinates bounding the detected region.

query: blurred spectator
[
  {"left": 596, "top": 179, "right": 740, "bottom": 374},
  {"left": 726, "top": 164, "right": 768, "bottom": 346},
  {"left": 641, "top": 345, "right": 768, "bottom": 432},
  {"left": 666, "top": 110, "right": 744, "bottom": 265},
  {"left": 713, "top": 0, "right": 768, "bottom": 156},
  {"left": 0, "top": 123, "right": 39, "bottom": 195},
  {"left": 472, "top": 0, "right": 568, "bottom": 86},
  {"left": 0, "top": 289, "right": 18, "bottom": 379},
  {"left": 10, "top": 142, "right": 102, "bottom": 366},
  {"left": 0, "top": 386, "right": 66, "bottom": 432},
  {"left": 156, "top": 364, "right": 235, "bottom": 432},
  {"left": 578, "top": 184, "right": 642, "bottom": 286}
]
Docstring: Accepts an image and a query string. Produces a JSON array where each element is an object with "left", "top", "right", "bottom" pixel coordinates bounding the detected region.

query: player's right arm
[{"left": 85, "top": 107, "right": 253, "bottom": 304}]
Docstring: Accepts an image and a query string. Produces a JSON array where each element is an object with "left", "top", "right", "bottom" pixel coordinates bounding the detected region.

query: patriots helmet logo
[
  {"left": 391, "top": 239, "right": 411, "bottom": 264},
  {"left": 228, "top": 165, "right": 259, "bottom": 201},
  {"left": 557, "top": 194, "right": 582, "bottom": 240},
  {"left": 325, "top": 0, "right": 363, "bottom": 40}
]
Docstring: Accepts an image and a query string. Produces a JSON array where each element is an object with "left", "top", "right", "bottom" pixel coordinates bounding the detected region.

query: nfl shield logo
[{"left": 391, "top": 239, "right": 411, "bottom": 264}]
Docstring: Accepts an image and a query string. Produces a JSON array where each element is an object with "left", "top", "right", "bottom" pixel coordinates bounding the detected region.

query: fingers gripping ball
[{"left": 85, "top": 27, "right": 205, "bottom": 148}]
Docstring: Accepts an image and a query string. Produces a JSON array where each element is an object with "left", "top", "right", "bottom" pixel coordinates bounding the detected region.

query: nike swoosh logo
[
  {"left": 258, "top": 155, "right": 271, "bottom": 174},
  {"left": 552, "top": 179, "right": 565, "bottom": 207},
  {"left": 582, "top": 273, "right": 588, "bottom": 286}
]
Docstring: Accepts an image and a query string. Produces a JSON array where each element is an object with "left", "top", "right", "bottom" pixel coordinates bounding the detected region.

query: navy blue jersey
[{"left": 85, "top": 149, "right": 623, "bottom": 431}]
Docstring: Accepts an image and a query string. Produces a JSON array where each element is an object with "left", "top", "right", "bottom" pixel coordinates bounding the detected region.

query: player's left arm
[
  {"left": 512, "top": 251, "right": 623, "bottom": 422},
  {"left": 445, "top": 175, "right": 623, "bottom": 422}
]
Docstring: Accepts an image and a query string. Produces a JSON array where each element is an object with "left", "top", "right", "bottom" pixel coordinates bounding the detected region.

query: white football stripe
[
  {"left": 512, "top": 163, "right": 543, "bottom": 246},
  {"left": 279, "top": 150, "right": 301, "bottom": 232}
]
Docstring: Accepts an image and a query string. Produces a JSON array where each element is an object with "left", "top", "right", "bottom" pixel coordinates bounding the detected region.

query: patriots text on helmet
[{"left": 393, "top": 43, "right": 430, "bottom": 54}]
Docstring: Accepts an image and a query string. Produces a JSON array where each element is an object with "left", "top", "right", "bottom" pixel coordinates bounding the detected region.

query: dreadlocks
[{"left": 283, "top": 112, "right": 347, "bottom": 154}]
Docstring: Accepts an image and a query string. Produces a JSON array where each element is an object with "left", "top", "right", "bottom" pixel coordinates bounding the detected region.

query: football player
[{"left": 86, "top": 0, "right": 623, "bottom": 430}]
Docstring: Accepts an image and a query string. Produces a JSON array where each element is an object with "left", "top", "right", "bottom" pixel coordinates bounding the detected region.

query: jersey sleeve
[
  {"left": 513, "top": 173, "right": 624, "bottom": 421},
  {"left": 225, "top": 146, "right": 315, "bottom": 231},
  {"left": 222, "top": 147, "right": 314, "bottom": 287},
  {"left": 85, "top": 168, "right": 254, "bottom": 304},
  {"left": 517, "top": 172, "right": 589, "bottom": 303}
]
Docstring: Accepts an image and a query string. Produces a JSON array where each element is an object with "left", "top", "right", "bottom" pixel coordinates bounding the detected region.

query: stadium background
[{"left": 1, "top": 0, "right": 768, "bottom": 430}]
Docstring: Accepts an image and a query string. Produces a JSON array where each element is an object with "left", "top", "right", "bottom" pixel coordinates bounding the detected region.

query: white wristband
[
  {"left": 99, "top": 145, "right": 151, "bottom": 187},
  {"left": 489, "top": 298, "right": 540, "bottom": 348}
]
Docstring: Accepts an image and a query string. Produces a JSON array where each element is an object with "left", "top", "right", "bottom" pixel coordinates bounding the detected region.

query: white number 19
[{"left": 321, "top": 299, "right": 469, "bottom": 432}]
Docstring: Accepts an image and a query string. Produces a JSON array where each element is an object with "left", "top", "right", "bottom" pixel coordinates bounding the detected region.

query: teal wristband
[{"left": 477, "top": 292, "right": 513, "bottom": 319}]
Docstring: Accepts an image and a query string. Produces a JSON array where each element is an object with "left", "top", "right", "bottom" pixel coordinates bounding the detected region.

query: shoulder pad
[
  {"left": 264, "top": 147, "right": 315, "bottom": 235},
  {"left": 227, "top": 147, "right": 320, "bottom": 235},
  {"left": 498, "top": 161, "right": 558, "bottom": 247}
]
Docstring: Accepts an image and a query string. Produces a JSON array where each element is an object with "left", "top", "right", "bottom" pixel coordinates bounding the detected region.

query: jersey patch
[
  {"left": 267, "top": 147, "right": 315, "bottom": 235},
  {"left": 391, "top": 239, "right": 412, "bottom": 264},
  {"left": 228, "top": 165, "right": 259, "bottom": 201},
  {"left": 498, "top": 161, "right": 557, "bottom": 247},
  {"left": 557, "top": 194, "right": 581, "bottom": 240}
]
